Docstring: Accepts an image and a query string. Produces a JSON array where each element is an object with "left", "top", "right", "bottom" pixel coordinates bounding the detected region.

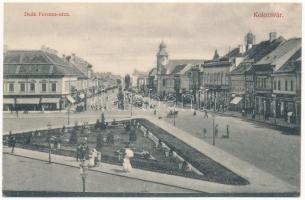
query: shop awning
[
  {"left": 16, "top": 98, "right": 40, "bottom": 104},
  {"left": 3, "top": 98, "right": 15, "bottom": 104},
  {"left": 66, "top": 95, "right": 76, "bottom": 104},
  {"left": 230, "top": 97, "right": 243, "bottom": 105},
  {"left": 41, "top": 98, "right": 59, "bottom": 104},
  {"left": 79, "top": 93, "right": 85, "bottom": 99}
]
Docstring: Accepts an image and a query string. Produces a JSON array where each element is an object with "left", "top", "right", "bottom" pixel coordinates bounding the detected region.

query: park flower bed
[
  {"left": 136, "top": 118, "right": 249, "bottom": 185},
  {"left": 3, "top": 117, "right": 248, "bottom": 185}
]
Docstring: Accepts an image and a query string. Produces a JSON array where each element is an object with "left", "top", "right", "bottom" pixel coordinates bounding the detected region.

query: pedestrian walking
[
  {"left": 123, "top": 147, "right": 134, "bottom": 172},
  {"left": 204, "top": 110, "right": 209, "bottom": 119},
  {"left": 8, "top": 131, "right": 13, "bottom": 147},
  {"left": 76, "top": 145, "right": 81, "bottom": 162},
  {"left": 203, "top": 128, "right": 207, "bottom": 138},
  {"left": 222, "top": 124, "right": 230, "bottom": 138},
  {"left": 11, "top": 136, "right": 16, "bottom": 153}
]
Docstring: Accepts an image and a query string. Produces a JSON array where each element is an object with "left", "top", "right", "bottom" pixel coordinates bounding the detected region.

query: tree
[
  {"left": 96, "top": 133, "right": 103, "bottom": 148},
  {"left": 106, "top": 131, "right": 114, "bottom": 145},
  {"left": 69, "top": 129, "right": 78, "bottom": 144},
  {"left": 129, "top": 126, "right": 137, "bottom": 142},
  {"left": 117, "top": 87, "right": 124, "bottom": 109},
  {"left": 116, "top": 79, "right": 122, "bottom": 85},
  {"left": 124, "top": 74, "right": 131, "bottom": 90},
  {"left": 101, "top": 113, "right": 106, "bottom": 129}
]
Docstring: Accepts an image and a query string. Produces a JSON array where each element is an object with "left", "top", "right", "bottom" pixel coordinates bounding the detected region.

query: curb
[{"left": 3, "top": 151, "right": 202, "bottom": 193}]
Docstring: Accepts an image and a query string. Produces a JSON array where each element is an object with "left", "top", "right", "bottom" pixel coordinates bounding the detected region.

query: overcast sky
[{"left": 4, "top": 3, "right": 301, "bottom": 76}]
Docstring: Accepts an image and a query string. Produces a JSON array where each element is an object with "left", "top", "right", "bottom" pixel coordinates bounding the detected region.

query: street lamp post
[
  {"left": 130, "top": 92, "right": 133, "bottom": 116},
  {"left": 48, "top": 142, "right": 52, "bottom": 163},
  {"left": 212, "top": 113, "right": 215, "bottom": 146},
  {"left": 48, "top": 136, "right": 54, "bottom": 164},
  {"left": 198, "top": 89, "right": 201, "bottom": 110},
  {"left": 67, "top": 104, "right": 71, "bottom": 125},
  {"left": 173, "top": 106, "right": 176, "bottom": 126},
  {"left": 80, "top": 161, "right": 89, "bottom": 193},
  {"left": 149, "top": 88, "right": 152, "bottom": 109}
]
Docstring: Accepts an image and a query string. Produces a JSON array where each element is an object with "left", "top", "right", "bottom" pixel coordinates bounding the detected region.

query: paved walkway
[
  {"left": 3, "top": 116, "right": 299, "bottom": 194},
  {"left": 3, "top": 154, "right": 194, "bottom": 193}
]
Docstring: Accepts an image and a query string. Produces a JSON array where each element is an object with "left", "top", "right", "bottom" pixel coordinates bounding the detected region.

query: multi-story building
[
  {"left": 271, "top": 48, "right": 301, "bottom": 125},
  {"left": 229, "top": 32, "right": 284, "bottom": 112},
  {"left": 201, "top": 48, "right": 242, "bottom": 111},
  {"left": 147, "top": 68, "right": 157, "bottom": 94},
  {"left": 3, "top": 48, "right": 85, "bottom": 111},
  {"left": 252, "top": 36, "right": 301, "bottom": 120},
  {"left": 155, "top": 41, "right": 204, "bottom": 100},
  {"left": 131, "top": 69, "right": 149, "bottom": 93},
  {"left": 69, "top": 53, "right": 99, "bottom": 95}
]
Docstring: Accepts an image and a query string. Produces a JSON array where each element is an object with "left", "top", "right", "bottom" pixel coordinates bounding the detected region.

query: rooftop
[
  {"left": 164, "top": 59, "right": 205, "bottom": 75},
  {"left": 4, "top": 50, "right": 85, "bottom": 77},
  {"left": 254, "top": 37, "right": 301, "bottom": 71}
]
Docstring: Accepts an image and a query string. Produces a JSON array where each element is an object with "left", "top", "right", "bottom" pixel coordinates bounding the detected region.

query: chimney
[
  {"left": 269, "top": 32, "right": 277, "bottom": 42},
  {"left": 239, "top": 44, "right": 245, "bottom": 54}
]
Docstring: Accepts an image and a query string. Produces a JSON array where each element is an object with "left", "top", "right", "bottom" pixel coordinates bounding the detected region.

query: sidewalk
[
  {"left": 3, "top": 115, "right": 299, "bottom": 194},
  {"left": 176, "top": 105, "right": 300, "bottom": 132},
  {"left": 210, "top": 110, "right": 299, "bottom": 131}
]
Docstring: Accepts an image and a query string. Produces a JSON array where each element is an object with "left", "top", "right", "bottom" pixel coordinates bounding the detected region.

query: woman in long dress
[
  {"left": 89, "top": 148, "right": 97, "bottom": 167},
  {"left": 123, "top": 148, "right": 134, "bottom": 172}
]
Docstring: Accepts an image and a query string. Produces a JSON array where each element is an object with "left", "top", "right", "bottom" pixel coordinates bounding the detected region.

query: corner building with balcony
[{"left": 3, "top": 49, "right": 85, "bottom": 111}]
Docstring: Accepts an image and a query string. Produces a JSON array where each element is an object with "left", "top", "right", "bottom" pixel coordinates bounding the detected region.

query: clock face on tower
[{"left": 160, "top": 57, "right": 168, "bottom": 66}]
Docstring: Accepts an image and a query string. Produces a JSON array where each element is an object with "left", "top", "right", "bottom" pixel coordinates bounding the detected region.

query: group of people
[{"left": 76, "top": 142, "right": 90, "bottom": 162}]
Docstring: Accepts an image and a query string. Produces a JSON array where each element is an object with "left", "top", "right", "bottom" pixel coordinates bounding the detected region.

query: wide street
[
  {"left": 3, "top": 97, "right": 300, "bottom": 189},
  {"left": 3, "top": 154, "right": 194, "bottom": 193}
]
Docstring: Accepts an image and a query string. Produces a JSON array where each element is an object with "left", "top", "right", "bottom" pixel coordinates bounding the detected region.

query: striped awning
[
  {"left": 66, "top": 95, "right": 76, "bottom": 104},
  {"left": 79, "top": 93, "right": 85, "bottom": 99},
  {"left": 230, "top": 97, "right": 243, "bottom": 105},
  {"left": 3, "top": 98, "right": 15, "bottom": 104},
  {"left": 16, "top": 98, "right": 40, "bottom": 104},
  {"left": 41, "top": 98, "right": 59, "bottom": 104}
]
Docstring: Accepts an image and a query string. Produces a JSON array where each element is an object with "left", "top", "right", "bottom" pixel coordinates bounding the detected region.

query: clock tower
[
  {"left": 156, "top": 41, "right": 169, "bottom": 75},
  {"left": 156, "top": 41, "right": 169, "bottom": 98}
]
